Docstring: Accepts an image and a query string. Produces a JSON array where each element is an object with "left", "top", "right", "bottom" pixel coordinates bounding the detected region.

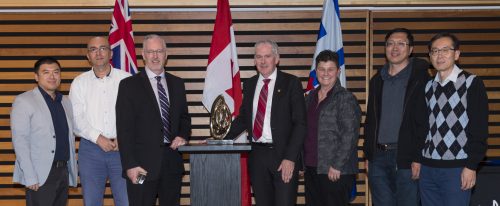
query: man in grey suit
[{"left": 11, "top": 57, "right": 78, "bottom": 206}]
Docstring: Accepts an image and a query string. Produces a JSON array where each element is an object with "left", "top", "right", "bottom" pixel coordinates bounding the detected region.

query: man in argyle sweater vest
[{"left": 418, "top": 33, "right": 488, "bottom": 206}]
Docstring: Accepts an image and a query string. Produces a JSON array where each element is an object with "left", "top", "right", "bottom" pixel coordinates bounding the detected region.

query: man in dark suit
[
  {"left": 226, "top": 40, "right": 307, "bottom": 206},
  {"left": 116, "top": 34, "right": 191, "bottom": 206}
]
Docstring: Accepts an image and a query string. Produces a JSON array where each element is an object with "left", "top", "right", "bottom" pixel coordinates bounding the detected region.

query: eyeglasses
[
  {"left": 144, "top": 49, "right": 166, "bottom": 55},
  {"left": 88, "top": 46, "right": 110, "bottom": 53},
  {"left": 385, "top": 41, "right": 409, "bottom": 48},
  {"left": 429, "top": 47, "right": 455, "bottom": 56}
]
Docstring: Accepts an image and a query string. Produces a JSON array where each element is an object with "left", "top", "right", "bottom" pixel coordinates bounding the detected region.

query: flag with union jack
[{"left": 109, "top": 0, "right": 138, "bottom": 74}]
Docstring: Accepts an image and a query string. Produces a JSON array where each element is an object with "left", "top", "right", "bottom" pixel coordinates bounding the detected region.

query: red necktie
[{"left": 253, "top": 79, "right": 271, "bottom": 141}]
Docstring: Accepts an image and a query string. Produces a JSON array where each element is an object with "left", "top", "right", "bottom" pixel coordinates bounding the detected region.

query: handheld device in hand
[{"left": 137, "top": 173, "right": 146, "bottom": 184}]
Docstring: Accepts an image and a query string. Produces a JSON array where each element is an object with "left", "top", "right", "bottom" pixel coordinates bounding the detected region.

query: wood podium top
[{"left": 178, "top": 143, "right": 251, "bottom": 153}]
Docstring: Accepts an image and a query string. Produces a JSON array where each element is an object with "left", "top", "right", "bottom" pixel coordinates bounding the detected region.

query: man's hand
[
  {"left": 328, "top": 167, "right": 341, "bottom": 182},
  {"left": 126, "top": 167, "right": 147, "bottom": 184},
  {"left": 27, "top": 183, "right": 39, "bottom": 191},
  {"left": 170, "top": 136, "right": 187, "bottom": 150},
  {"left": 277, "top": 159, "right": 295, "bottom": 183},
  {"left": 111, "top": 138, "right": 119, "bottom": 151},
  {"left": 411, "top": 162, "right": 421, "bottom": 180},
  {"left": 461, "top": 167, "right": 476, "bottom": 190},
  {"left": 96, "top": 135, "right": 116, "bottom": 152}
]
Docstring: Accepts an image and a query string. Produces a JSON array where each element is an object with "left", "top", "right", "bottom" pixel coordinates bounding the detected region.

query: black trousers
[
  {"left": 304, "top": 167, "right": 355, "bottom": 206},
  {"left": 249, "top": 145, "right": 299, "bottom": 206},
  {"left": 26, "top": 161, "right": 69, "bottom": 206},
  {"left": 126, "top": 147, "right": 183, "bottom": 206}
]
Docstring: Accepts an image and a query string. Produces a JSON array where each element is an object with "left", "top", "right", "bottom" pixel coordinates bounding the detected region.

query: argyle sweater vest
[{"left": 422, "top": 72, "right": 476, "bottom": 163}]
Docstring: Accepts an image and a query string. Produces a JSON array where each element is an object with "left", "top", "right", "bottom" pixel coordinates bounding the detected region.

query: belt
[
  {"left": 53, "top": 160, "right": 67, "bottom": 168},
  {"left": 251, "top": 142, "right": 275, "bottom": 149},
  {"left": 377, "top": 143, "right": 398, "bottom": 151}
]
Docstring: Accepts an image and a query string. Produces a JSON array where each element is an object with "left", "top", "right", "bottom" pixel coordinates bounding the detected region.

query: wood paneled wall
[{"left": 0, "top": 8, "right": 499, "bottom": 206}]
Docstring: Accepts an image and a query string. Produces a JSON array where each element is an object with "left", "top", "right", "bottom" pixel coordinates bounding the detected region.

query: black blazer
[
  {"left": 227, "top": 70, "right": 307, "bottom": 162},
  {"left": 116, "top": 71, "right": 191, "bottom": 180}
]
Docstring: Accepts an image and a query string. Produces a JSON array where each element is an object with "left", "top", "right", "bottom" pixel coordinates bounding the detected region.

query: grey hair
[
  {"left": 254, "top": 40, "right": 279, "bottom": 56},
  {"left": 143, "top": 34, "right": 167, "bottom": 49}
]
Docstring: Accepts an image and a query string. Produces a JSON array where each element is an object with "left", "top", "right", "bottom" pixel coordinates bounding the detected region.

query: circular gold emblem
[{"left": 209, "top": 95, "right": 232, "bottom": 139}]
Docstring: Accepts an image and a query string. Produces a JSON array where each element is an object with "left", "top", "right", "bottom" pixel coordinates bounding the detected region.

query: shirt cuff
[
  {"left": 24, "top": 176, "right": 39, "bottom": 187},
  {"left": 88, "top": 130, "right": 101, "bottom": 144}
]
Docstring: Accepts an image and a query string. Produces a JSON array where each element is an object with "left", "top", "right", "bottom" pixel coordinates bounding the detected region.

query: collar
[
  {"left": 92, "top": 67, "right": 112, "bottom": 79},
  {"left": 38, "top": 86, "right": 62, "bottom": 102},
  {"left": 316, "top": 80, "right": 341, "bottom": 97},
  {"left": 309, "top": 80, "right": 340, "bottom": 106},
  {"left": 145, "top": 67, "right": 166, "bottom": 80},
  {"left": 257, "top": 68, "right": 277, "bottom": 82},
  {"left": 434, "top": 64, "right": 462, "bottom": 86},
  {"left": 381, "top": 58, "right": 412, "bottom": 81}
]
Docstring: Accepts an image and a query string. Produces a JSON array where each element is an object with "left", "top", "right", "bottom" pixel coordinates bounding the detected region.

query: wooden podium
[{"left": 179, "top": 143, "right": 251, "bottom": 206}]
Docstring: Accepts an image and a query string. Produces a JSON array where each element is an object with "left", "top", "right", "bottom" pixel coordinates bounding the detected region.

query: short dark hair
[
  {"left": 428, "top": 32, "right": 460, "bottom": 51},
  {"left": 34, "top": 57, "right": 61, "bottom": 74},
  {"left": 385, "top": 28, "right": 414, "bottom": 47},
  {"left": 315, "top": 50, "right": 339, "bottom": 69}
]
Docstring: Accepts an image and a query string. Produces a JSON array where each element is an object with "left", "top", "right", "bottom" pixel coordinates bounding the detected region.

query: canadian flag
[
  {"left": 202, "top": 0, "right": 250, "bottom": 206},
  {"left": 202, "top": 0, "right": 242, "bottom": 116}
]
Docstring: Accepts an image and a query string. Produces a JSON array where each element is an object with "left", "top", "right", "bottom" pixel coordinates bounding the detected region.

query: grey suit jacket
[{"left": 11, "top": 87, "right": 78, "bottom": 187}]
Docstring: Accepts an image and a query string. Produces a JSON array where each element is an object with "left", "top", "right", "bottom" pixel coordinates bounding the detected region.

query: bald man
[{"left": 69, "top": 36, "right": 131, "bottom": 206}]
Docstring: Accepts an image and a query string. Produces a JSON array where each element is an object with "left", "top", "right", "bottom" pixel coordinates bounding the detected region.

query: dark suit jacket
[
  {"left": 226, "top": 70, "right": 307, "bottom": 163},
  {"left": 116, "top": 71, "right": 191, "bottom": 181},
  {"left": 363, "top": 57, "right": 430, "bottom": 169}
]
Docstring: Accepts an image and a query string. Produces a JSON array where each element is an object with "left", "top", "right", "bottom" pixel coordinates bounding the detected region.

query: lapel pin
[{"left": 277, "top": 89, "right": 281, "bottom": 93}]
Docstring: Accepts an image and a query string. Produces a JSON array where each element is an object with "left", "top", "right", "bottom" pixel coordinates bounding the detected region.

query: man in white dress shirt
[{"left": 69, "top": 36, "right": 131, "bottom": 206}]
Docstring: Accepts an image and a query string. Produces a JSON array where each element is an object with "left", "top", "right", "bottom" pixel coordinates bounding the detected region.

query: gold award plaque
[{"left": 209, "top": 95, "right": 232, "bottom": 140}]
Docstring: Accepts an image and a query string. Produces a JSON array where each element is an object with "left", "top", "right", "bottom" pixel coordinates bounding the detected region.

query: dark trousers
[
  {"left": 126, "top": 147, "right": 183, "bottom": 206},
  {"left": 304, "top": 167, "right": 355, "bottom": 206},
  {"left": 249, "top": 145, "right": 299, "bottom": 206},
  {"left": 26, "top": 161, "right": 69, "bottom": 206}
]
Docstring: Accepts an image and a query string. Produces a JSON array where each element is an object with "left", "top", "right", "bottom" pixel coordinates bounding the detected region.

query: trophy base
[{"left": 206, "top": 139, "right": 234, "bottom": 145}]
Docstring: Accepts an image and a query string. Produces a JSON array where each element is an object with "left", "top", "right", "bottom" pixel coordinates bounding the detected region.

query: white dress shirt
[
  {"left": 435, "top": 64, "right": 463, "bottom": 86},
  {"left": 69, "top": 68, "right": 131, "bottom": 143},
  {"left": 145, "top": 67, "right": 170, "bottom": 108},
  {"left": 252, "top": 68, "right": 277, "bottom": 143}
]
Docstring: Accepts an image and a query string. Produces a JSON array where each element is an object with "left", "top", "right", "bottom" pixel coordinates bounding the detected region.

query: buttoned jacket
[{"left": 11, "top": 87, "right": 78, "bottom": 187}]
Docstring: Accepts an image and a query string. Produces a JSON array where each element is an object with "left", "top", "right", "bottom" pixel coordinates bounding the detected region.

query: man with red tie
[{"left": 226, "top": 40, "right": 307, "bottom": 206}]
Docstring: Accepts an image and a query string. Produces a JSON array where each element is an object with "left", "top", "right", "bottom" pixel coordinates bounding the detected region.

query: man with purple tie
[{"left": 116, "top": 34, "right": 191, "bottom": 206}]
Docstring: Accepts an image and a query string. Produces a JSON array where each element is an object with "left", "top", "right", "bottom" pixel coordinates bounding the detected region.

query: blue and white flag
[{"left": 306, "top": 0, "right": 346, "bottom": 91}]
